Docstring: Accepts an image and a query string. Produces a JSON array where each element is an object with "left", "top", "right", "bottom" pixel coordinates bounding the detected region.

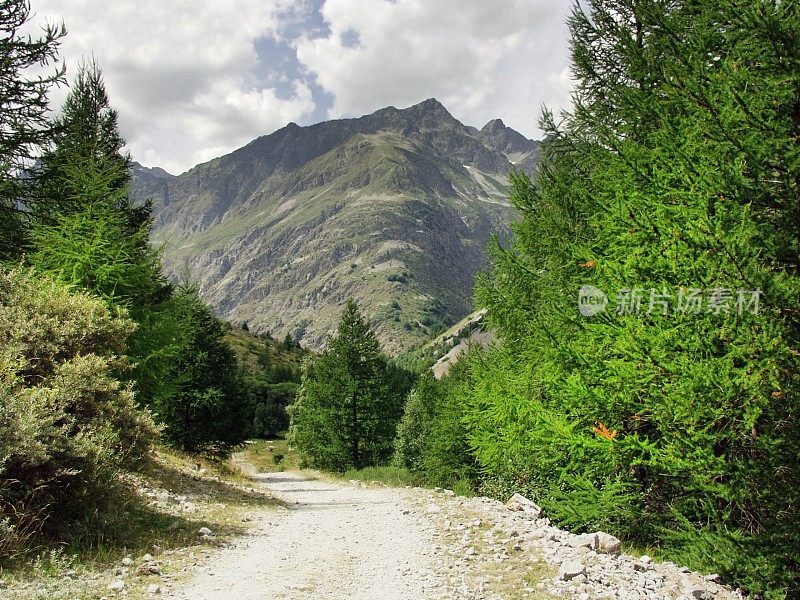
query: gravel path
[
  {"left": 166, "top": 470, "right": 444, "bottom": 600},
  {"left": 165, "top": 464, "right": 746, "bottom": 600}
]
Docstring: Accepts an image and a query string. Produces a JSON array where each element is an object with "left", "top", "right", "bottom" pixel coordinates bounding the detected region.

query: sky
[{"left": 28, "top": 0, "right": 575, "bottom": 175}]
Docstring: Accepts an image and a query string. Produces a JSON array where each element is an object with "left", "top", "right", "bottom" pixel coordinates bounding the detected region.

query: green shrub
[
  {"left": 249, "top": 379, "right": 298, "bottom": 438},
  {"left": 0, "top": 267, "right": 157, "bottom": 560},
  {"left": 392, "top": 375, "right": 438, "bottom": 473}
]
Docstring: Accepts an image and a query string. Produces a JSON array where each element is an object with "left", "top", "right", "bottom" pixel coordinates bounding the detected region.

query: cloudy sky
[{"left": 29, "top": 0, "right": 574, "bottom": 175}]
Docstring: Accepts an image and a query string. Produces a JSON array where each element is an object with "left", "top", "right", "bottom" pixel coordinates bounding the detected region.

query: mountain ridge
[{"left": 132, "top": 98, "right": 538, "bottom": 354}]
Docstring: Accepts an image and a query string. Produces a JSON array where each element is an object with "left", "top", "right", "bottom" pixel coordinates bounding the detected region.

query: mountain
[{"left": 132, "top": 99, "right": 539, "bottom": 355}]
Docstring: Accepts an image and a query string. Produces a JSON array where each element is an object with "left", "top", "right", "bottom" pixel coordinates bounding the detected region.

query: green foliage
[
  {"left": 462, "top": 2, "right": 800, "bottom": 596},
  {"left": 255, "top": 344, "right": 272, "bottom": 376},
  {"left": 255, "top": 344, "right": 298, "bottom": 384},
  {"left": 248, "top": 379, "right": 298, "bottom": 438},
  {"left": 393, "top": 367, "right": 478, "bottom": 491},
  {"left": 23, "top": 60, "right": 249, "bottom": 458},
  {"left": 340, "top": 465, "right": 421, "bottom": 488},
  {"left": 420, "top": 297, "right": 452, "bottom": 333},
  {"left": 387, "top": 272, "right": 408, "bottom": 283},
  {"left": 289, "top": 299, "right": 402, "bottom": 471},
  {"left": 282, "top": 332, "right": 295, "bottom": 351},
  {"left": 30, "top": 202, "right": 163, "bottom": 308},
  {"left": 0, "top": 0, "right": 65, "bottom": 261},
  {"left": 0, "top": 267, "right": 157, "bottom": 560},
  {"left": 34, "top": 61, "right": 148, "bottom": 235},
  {"left": 147, "top": 286, "right": 249, "bottom": 455},
  {"left": 392, "top": 383, "right": 435, "bottom": 474},
  {"left": 29, "top": 62, "right": 165, "bottom": 311}
]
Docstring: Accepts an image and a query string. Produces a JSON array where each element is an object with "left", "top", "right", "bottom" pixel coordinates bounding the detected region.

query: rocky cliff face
[{"left": 132, "top": 99, "right": 538, "bottom": 355}]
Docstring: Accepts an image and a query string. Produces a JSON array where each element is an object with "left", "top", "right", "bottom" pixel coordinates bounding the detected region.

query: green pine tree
[
  {"left": 150, "top": 285, "right": 248, "bottom": 454},
  {"left": 0, "top": 0, "right": 64, "bottom": 261},
  {"left": 289, "top": 299, "right": 400, "bottom": 470},
  {"left": 33, "top": 59, "right": 149, "bottom": 235},
  {"left": 30, "top": 61, "right": 165, "bottom": 309}
]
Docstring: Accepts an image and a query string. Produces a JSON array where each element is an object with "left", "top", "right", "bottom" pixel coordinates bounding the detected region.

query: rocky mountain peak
[
  {"left": 481, "top": 118, "right": 507, "bottom": 134},
  {"left": 132, "top": 100, "right": 540, "bottom": 354},
  {"left": 477, "top": 117, "right": 539, "bottom": 165}
]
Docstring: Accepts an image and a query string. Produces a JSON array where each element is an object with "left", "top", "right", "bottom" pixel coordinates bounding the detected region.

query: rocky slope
[{"left": 132, "top": 99, "right": 539, "bottom": 354}]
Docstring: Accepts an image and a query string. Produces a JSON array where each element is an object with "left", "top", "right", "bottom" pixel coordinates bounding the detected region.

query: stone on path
[
  {"left": 557, "top": 560, "right": 586, "bottom": 581},
  {"left": 505, "top": 493, "right": 543, "bottom": 518}
]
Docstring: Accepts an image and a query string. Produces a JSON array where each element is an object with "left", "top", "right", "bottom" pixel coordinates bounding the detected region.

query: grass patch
[
  {"left": 242, "top": 437, "right": 302, "bottom": 473},
  {"left": 339, "top": 465, "right": 422, "bottom": 487}
]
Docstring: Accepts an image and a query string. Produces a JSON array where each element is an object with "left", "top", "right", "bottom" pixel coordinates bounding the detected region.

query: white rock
[
  {"left": 567, "top": 533, "right": 598, "bottom": 550},
  {"left": 121, "top": 557, "right": 133, "bottom": 566},
  {"left": 198, "top": 527, "right": 212, "bottom": 536},
  {"left": 596, "top": 531, "right": 622, "bottom": 555},
  {"left": 147, "top": 583, "right": 161, "bottom": 595},
  {"left": 557, "top": 560, "right": 587, "bottom": 581},
  {"left": 505, "top": 493, "right": 543, "bottom": 518},
  {"left": 683, "top": 584, "right": 706, "bottom": 599},
  {"left": 108, "top": 580, "right": 125, "bottom": 591}
]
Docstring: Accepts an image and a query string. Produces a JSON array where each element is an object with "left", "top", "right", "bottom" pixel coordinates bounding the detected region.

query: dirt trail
[
  {"left": 166, "top": 469, "right": 444, "bottom": 600},
  {"left": 166, "top": 461, "right": 745, "bottom": 600}
]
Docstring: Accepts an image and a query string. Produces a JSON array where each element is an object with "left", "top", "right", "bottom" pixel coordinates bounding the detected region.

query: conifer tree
[
  {"left": 149, "top": 285, "right": 248, "bottom": 454},
  {"left": 465, "top": 1, "right": 800, "bottom": 595},
  {"left": 0, "top": 0, "right": 64, "bottom": 260},
  {"left": 289, "top": 299, "right": 400, "bottom": 470},
  {"left": 30, "top": 61, "right": 164, "bottom": 308}
]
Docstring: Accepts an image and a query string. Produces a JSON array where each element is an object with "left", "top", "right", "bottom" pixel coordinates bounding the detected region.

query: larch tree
[
  {"left": 289, "top": 299, "right": 401, "bottom": 471},
  {"left": 30, "top": 61, "right": 164, "bottom": 308},
  {"left": 462, "top": 1, "right": 800, "bottom": 596},
  {"left": 0, "top": 0, "right": 64, "bottom": 261}
]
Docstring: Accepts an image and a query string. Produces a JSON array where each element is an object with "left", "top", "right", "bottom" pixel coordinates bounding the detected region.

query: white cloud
[
  {"left": 30, "top": 0, "right": 315, "bottom": 174},
  {"left": 25, "top": 0, "right": 574, "bottom": 173},
  {"left": 295, "top": 0, "right": 574, "bottom": 139}
]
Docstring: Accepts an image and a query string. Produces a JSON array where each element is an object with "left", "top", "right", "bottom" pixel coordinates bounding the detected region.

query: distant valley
[{"left": 132, "top": 98, "right": 538, "bottom": 354}]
